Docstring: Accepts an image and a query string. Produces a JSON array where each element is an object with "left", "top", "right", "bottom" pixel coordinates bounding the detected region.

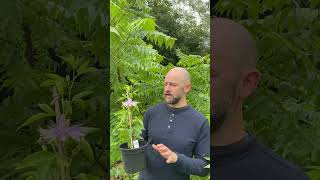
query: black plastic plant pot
[{"left": 119, "top": 140, "right": 148, "bottom": 174}]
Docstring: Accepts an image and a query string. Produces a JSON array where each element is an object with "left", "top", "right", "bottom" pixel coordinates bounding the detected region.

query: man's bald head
[
  {"left": 163, "top": 67, "right": 192, "bottom": 106},
  {"left": 211, "top": 17, "right": 257, "bottom": 72},
  {"left": 165, "top": 67, "right": 191, "bottom": 85}
]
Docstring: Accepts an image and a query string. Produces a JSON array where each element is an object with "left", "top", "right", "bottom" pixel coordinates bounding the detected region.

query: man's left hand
[{"left": 152, "top": 144, "right": 178, "bottom": 164}]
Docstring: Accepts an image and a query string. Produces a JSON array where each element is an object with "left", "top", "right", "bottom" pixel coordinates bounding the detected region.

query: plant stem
[
  {"left": 69, "top": 144, "right": 80, "bottom": 165},
  {"left": 68, "top": 70, "right": 75, "bottom": 101},
  {"left": 65, "top": 162, "right": 70, "bottom": 180},
  {"left": 52, "top": 87, "right": 70, "bottom": 180},
  {"left": 57, "top": 142, "right": 65, "bottom": 180},
  {"left": 52, "top": 87, "right": 61, "bottom": 121},
  {"left": 63, "top": 142, "right": 70, "bottom": 180},
  {"left": 128, "top": 109, "right": 133, "bottom": 149}
]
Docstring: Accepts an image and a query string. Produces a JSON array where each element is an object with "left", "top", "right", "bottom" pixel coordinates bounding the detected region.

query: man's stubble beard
[
  {"left": 167, "top": 95, "right": 181, "bottom": 105},
  {"left": 164, "top": 93, "right": 182, "bottom": 105},
  {"left": 211, "top": 80, "right": 239, "bottom": 134}
]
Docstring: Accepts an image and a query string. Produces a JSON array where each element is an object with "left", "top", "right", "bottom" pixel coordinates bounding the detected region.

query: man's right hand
[{"left": 152, "top": 144, "right": 178, "bottom": 164}]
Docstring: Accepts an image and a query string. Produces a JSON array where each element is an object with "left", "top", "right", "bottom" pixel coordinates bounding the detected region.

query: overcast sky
[{"left": 171, "top": 0, "right": 209, "bottom": 25}]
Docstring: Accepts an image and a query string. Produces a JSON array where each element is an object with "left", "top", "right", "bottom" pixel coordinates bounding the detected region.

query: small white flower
[{"left": 122, "top": 98, "right": 138, "bottom": 108}]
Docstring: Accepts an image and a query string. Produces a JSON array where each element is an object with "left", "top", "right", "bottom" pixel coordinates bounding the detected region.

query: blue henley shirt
[{"left": 138, "top": 103, "right": 210, "bottom": 180}]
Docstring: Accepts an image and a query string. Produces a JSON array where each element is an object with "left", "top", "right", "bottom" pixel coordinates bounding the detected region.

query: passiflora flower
[
  {"left": 39, "top": 114, "right": 89, "bottom": 142},
  {"left": 122, "top": 98, "right": 138, "bottom": 108}
]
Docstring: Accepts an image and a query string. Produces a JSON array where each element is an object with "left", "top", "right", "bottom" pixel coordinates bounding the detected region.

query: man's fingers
[
  {"left": 153, "top": 143, "right": 174, "bottom": 162},
  {"left": 153, "top": 143, "right": 177, "bottom": 163},
  {"left": 152, "top": 144, "right": 157, "bottom": 149},
  {"left": 158, "top": 145, "right": 169, "bottom": 152},
  {"left": 158, "top": 147, "right": 167, "bottom": 153},
  {"left": 152, "top": 144, "right": 159, "bottom": 152},
  {"left": 156, "top": 144, "right": 166, "bottom": 149},
  {"left": 161, "top": 151, "right": 171, "bottom": 158}
]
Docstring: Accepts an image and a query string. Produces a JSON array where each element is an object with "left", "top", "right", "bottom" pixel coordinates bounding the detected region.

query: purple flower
[
  {"left": 39, "top": 114, "right": 89, "bottom": 142},
  {"left": 122, "top": 98, "right": 138, "bottom": 108}
]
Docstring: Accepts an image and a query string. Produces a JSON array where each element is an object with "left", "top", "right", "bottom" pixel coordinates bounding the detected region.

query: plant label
[{"left": 133, "top": 140, "right": 139, "bottom": 148}]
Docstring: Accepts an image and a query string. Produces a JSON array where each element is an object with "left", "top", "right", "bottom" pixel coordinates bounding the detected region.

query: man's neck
[{"left": 211, "top": 106, "right": 246, "bottom": 146}]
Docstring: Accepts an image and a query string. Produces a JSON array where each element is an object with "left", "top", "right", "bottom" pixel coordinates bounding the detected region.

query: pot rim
[{"left": 119, "top": 140, "right": 148, "bottom": 151}]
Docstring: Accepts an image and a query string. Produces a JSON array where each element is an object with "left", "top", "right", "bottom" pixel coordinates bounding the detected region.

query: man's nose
[{"left": 164, "top": 85, "right": 170, "bottom": 91}]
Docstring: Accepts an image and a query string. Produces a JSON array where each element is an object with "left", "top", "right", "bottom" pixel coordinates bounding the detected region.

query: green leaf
[
  {"left": 66, "top": 75, "right": 70, "bottom": 82},
  {"left": 306, "top": 170, "right": 320, "bottom": 180},
  {"left": 40, "top": 80, "right": 56, "bottom": 87},
  {"left": 45, "top": 73, "right": 65, "bottom": 82},
  {"left": 25, "top": 176, "right": 35, "bottom": 180},
  {"left": 141, "top": 18, "right": 156, "bottom": 31},
  {"left": 80, "top": 138, "right": 95, "bottom": 162},
  {"left": 73, "top": 99, "right": 86, "bottom": 110},
  {"left": 55, "top": 79, "right": 65, "bottom": 95},
  {"left": 16, "top": 151, "right": 58, "bottom": 180},
  {"left": 60, "top": 55, "right": 77, "bottom": 70},
  {"left": 38, "top": 104, "right": 54, "bottom": 114},
  {"left": 110, "top": 26, "right": 120, "bottom": 37},
  {"left": 18, "top": 113, "right": 55, "bottom": 130},
  {"left": 43, "top": 73, "right": 66, "bottom": 94},
  {"left": 86, "top": 127, "right": 100, "bottom": 134},
  {"left": 76, "top": 173, "right": 100, "bottom": 180},
  {"left": 72, "top": 90, "right": 94, "bottom": 101},
  {"left": 306, "top": 166, "right": 320, "bottom": 171},
  {"left": 77, "top": 61, "right": 97, "bottom": 76},
  {"left": 63, "top": 100, "right": 72, "bottom": 117}
]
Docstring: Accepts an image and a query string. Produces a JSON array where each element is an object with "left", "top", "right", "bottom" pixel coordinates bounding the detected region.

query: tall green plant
[
  {"left": 0, "top": 0, "right": 108, "bottom": 178},
  {"left": 113, "top": 85, "right": 144, "bottom": 149},
  {"left": 16, "top": 56, "right": 100, "bottom": 180}
]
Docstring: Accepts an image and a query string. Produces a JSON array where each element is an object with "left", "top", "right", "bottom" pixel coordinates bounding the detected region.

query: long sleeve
[
  {"left": 139, "top": 103, "right": 210, "bottom": 180},
  {"left": 171, "top": 120, "right": 210, "bottom": 176}
]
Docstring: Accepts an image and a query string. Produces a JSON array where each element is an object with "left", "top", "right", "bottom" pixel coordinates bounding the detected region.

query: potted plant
[{"left": 115, "top": 85, "right": 148, "bottom": 174}]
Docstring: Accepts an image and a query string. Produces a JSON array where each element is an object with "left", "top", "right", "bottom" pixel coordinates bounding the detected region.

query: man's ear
[
  {"left": 240, "top": 70, "right": 260, "bottom": 99},
  {"left": 184, "top": 83, "right": 192, "bottom": 94}
]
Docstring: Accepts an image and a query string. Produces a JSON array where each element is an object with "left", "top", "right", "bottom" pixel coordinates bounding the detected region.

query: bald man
[
  {"left": 211, "top": 17, "right": 310, "bottom": 180},
  {"left": 138, "top": 67, "right": 210, "bottom": 180}
]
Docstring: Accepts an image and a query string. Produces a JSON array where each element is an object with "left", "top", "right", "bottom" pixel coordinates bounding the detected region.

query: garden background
[
  {"left": 110, "top": 0, "right": 210, "bottom": 179},
  {"left": 0, "top": 0, "right": 108, "bottom": 179},
  {"left": 0, "top": 0, "right": 210, "bottom": 179},
  {"left": 213, "top": 0, "right": 320, "bottom": 179},
  {"left": 3, "top": 0, "right": 320, "bottom": 180}
]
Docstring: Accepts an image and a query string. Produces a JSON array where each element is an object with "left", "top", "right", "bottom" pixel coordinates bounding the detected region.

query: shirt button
[
  {"left": 168, "top": 125, "right": 170, "bottom": 128},
  {"left": 171, "top": 114, "right": 174, "bottom": 117},
  {"left": 169, "top": 120, "right": 173, "bottom": 122}
]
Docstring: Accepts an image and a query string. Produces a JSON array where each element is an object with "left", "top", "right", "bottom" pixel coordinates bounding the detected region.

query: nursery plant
[{"left": 15, "top": 56, "right": 101, "bottom": 180}]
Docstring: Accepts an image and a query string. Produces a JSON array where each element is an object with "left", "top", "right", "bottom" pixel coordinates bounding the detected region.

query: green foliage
[
  {"left": 16, "top": 55, "right": 101, "bottom": 179},
  {"left": 112, "top": 85, "right": 144, "bottom": 149},
  {"left": 15, "top": 151, "right": 59, "bottom": 180},
  {"left": 306, "top": 166, "right": 320, "bottom": 180},
  {"left": 17, "top": 112, "right": 56, "bottom": 130},
  {"left": 146, "top": 0, "right": 210, "bottom": 65},
  {"left": 76, "top": 173, "right": 101, "bottom": 180},
  {"left": 110, "top": 0, "right": 209, "bottom": 179},
  {"left": 0, "top": 0, "right": 107, "bottom": 179},
  {"left": 214, "top": 0, "right": 320, "bottom": 179}
]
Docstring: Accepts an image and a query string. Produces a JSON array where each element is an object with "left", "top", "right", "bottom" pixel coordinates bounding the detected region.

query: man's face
[
  {"left": 211, "top": 18, "right": 260, "bottom": 134},
  {"left": 212, "top": 64, "right": 239, "bottom": 132},
  {"left": 163, "top": 73, "right": 187, "bottom": 105},
  {"left": 211, "top": 43, "right": 240, "bottom": 133}
]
